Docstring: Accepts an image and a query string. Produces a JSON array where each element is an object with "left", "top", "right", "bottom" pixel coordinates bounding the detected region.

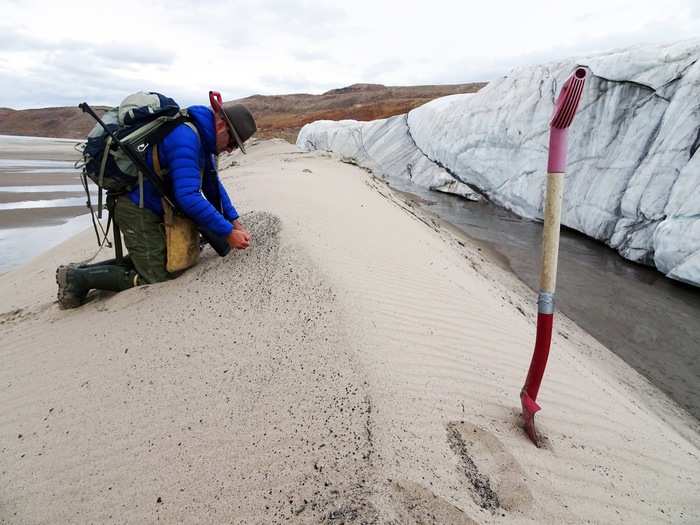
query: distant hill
[
  {"left": 0, "top": 82, "right": 486, "bottom": 142},
  {"left": 233, "top": 82, "right": 486, "bottom": 143},
  {"left": 0, "top": 106, "right": 110, "bottom": 139}
]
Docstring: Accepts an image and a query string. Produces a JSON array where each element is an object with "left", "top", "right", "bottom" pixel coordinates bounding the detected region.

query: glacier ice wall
[{"left": 297, "top": 41, "right": 700, "bottom": 287}]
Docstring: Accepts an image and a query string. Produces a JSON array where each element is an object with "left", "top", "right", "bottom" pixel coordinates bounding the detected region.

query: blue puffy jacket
[{"left": 128, "top": 105, "right": 238, "bottom": 238}]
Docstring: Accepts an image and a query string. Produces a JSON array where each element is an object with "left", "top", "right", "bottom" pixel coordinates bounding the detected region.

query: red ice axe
[{"left": 520, "top": 67, "right": 587, "bottom": 446}]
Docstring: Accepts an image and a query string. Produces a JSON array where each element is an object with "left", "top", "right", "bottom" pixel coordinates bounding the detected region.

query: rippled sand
[{"left": 1, "top": 140, "right": 698, "bottom": 523}]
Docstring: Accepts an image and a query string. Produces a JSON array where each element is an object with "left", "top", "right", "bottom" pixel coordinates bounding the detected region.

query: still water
[
  {"left": 0, "top": 214, "right": 90, "bottom": 272},
  {"left": 0, "top": 135, "right": 91, "bottom": 272}
]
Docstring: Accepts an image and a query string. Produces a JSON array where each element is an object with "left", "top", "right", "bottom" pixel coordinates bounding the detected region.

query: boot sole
[{"left": 56, "top": 265, "right": 83, "bottom": 309}]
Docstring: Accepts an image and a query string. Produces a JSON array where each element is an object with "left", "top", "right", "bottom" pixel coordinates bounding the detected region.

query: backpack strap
[
  {"left": 148, "top": 119, "right": 204, "bottom": 215},
  {"left": 151, "top": 144, "right": 170, "bottom": 213},
  {"left": 129, "top": 113, "right": 192, "bottom": 208},
  {"left": 183, "top": 121, "right": 205, "bottom": 189},
  {"left": 151, "top": 120, "right": 203, "bottom": 185},
  {"left": 140, "top": 113, "right": 192, "bottom": 148},
  {"left": 96, "top": 135, "right": 113, "bottom": 217},
  {"left": 153, "top": 144, "right": 163, "bottom": 178}
]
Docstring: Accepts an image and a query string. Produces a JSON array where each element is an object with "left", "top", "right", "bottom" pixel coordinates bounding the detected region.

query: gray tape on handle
[{"left": 537, "top": 292, "right": 555, "bottom": 314}]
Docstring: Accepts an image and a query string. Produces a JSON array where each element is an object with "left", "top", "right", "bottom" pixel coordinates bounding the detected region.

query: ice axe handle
[
  {"left": 518, "top": 68, "right": 587, "bottom": 446},
  {"left": 79, "top": 102, "right": 121, "bottom": 146}
]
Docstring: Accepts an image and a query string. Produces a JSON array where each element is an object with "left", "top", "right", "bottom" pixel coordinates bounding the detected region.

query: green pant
[{"left": 115, "top": 196, "right": 171, "bottom": 284}]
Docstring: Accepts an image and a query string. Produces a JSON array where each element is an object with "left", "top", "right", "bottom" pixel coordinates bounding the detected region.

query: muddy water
[{"left": 384, "top": 176, "right": 700, "bottom": 422}]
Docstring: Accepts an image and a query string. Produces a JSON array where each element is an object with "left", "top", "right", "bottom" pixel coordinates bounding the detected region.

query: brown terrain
[
  {"left": 0, "top": 82, "right": 485, "bottom": 143},
  {"left": 0, "top": 106, "right": 110, "bottom": 139},
  {"left": 232, "top": 82, "right": 486, "bottom": 142}
]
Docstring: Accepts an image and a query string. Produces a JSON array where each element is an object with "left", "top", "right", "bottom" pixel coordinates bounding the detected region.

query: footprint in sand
[
  {"left": 447, "top": 421, "right": 533, "bottom": 514},
  {"left": 388, "top": 480, "right": 479, "bottom": 525},
  {"left": 0, "top": 307, "right": 26, "bottom": 325}
]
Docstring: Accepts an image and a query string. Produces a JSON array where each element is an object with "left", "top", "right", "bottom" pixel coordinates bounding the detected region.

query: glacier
[{"left": 297, "top": 40, "right": 700, "bottom": 287}]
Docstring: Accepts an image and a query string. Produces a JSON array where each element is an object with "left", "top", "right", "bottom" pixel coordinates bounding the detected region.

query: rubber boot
[{"left": 56, "top": 264, "right": 140, "bottom": 309}]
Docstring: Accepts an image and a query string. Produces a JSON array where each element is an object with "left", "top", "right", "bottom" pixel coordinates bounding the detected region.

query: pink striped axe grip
[{"left": 547, "top": 67, "right": 587, "bottom": 173}]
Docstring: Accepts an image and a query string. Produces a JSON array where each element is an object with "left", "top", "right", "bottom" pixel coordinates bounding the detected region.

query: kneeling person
[{"left": 57, "top": 96, "right": 256, "bottom": 308}]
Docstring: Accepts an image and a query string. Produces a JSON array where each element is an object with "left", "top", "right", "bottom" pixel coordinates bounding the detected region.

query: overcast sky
[{"left": 2, "top": 0, "right": 699, "bottom": 109}]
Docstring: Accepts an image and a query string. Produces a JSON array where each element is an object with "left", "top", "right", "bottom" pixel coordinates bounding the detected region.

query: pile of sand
[{"left": 1, "top": 140, "right": 698, "bottom": 523}]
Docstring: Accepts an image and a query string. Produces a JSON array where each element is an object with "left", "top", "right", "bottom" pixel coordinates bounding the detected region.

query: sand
[
  {"left": 1, "top": 139, "right": 698, "bottom": 524},
  {"left": 0, "top": 135, "right": 82, "bottom": 162}
]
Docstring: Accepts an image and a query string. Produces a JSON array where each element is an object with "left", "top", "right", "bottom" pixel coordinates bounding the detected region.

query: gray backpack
[{"left": 79, "top": 92, "right": 191, "bottom": 213}]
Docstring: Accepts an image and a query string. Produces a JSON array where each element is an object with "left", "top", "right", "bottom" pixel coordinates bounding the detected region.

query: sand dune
[{"left": 1, "top": 140, "right": 698, "bottom": 523}]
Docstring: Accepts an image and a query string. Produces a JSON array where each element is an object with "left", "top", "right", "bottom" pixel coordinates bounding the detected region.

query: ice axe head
[{"left": 520, "top": 388, "right": 542, "bottom": 445}]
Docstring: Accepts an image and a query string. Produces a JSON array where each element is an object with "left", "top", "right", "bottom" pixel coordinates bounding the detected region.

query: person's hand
[
  {"left": 228, "top": 229, "right": 250, "bottom": 250},
  {"left": 233, "top": 219, "right": 250, "bottom": 237}
]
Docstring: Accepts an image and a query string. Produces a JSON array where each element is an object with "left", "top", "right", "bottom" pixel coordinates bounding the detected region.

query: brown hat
[
  {"left": 209, "top": 91, "right": 256, "bottom": 154},
  {"left": 221, "top": 104, "right": 257, "bottom": 154}
]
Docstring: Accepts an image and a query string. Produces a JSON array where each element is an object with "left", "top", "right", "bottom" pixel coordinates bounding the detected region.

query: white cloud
[{"left": 0, "top": 0, "right": 699, "bottom": 108}]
